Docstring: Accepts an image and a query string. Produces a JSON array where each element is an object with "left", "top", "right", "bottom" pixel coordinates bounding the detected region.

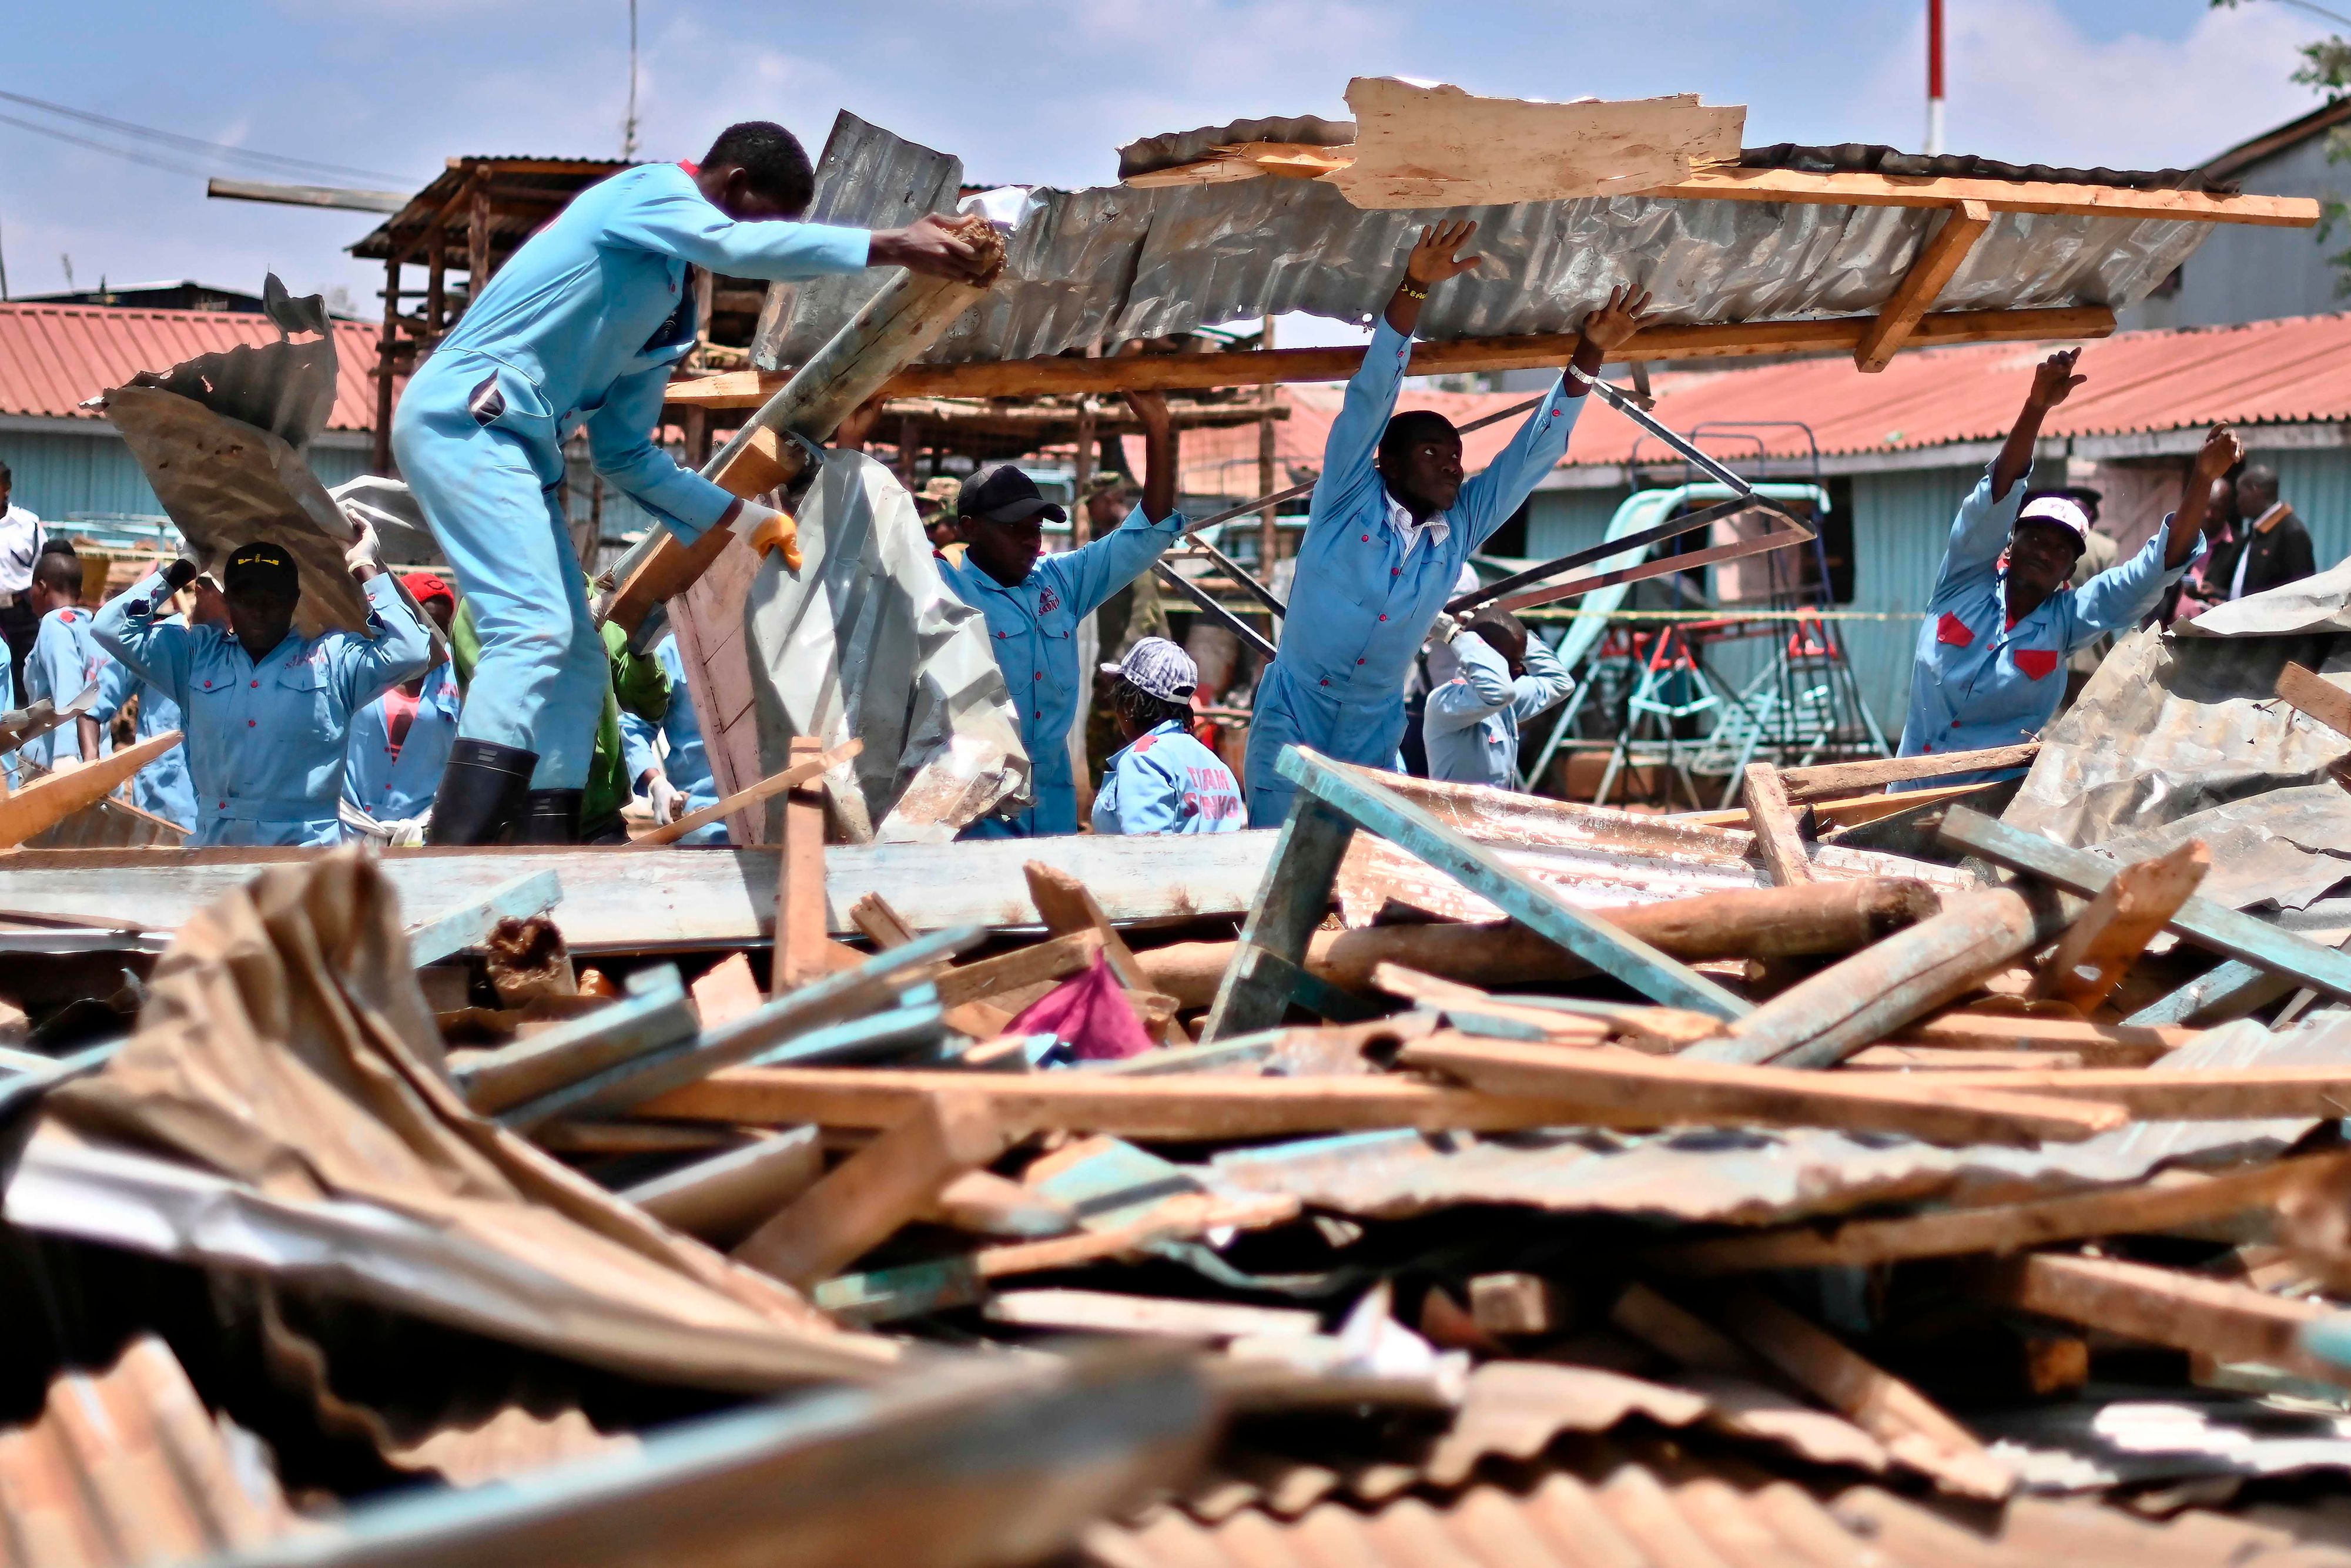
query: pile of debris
[{"left": 11, "top": 617, "right": 2351, "bottom": 1564}]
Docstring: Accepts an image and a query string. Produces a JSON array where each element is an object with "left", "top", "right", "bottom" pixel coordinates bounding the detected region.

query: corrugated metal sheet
[
  {"left": 758, "top": 115, "right": 2204, "bottom": 369},
  {"left": 0, "top": 304, "right": 378, "bottom": 430},
  {"left": 0, "top": 430, "right": 374, "bottom": 531}
]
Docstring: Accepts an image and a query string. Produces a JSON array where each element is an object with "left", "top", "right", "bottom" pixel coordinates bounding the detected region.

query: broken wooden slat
[
  {"left": 689, "top": 952, "right": 765, "bottom": 1030},
  {"left": 922, "top": 1169, "right": 1076, "bottom": 1238},
  {"left": 849, "top": 892, "right": 920, "bottom": 949},
  {"left": 771, "top": 736, "right": 830, "bottom": 996},
  {"left": 983, "top": 1289, "right": 1318, "bottom": 1342},
  {"left": 405, "top": 868, "right": 562, "bottom": 968},
  {"left": 933, "top": 930, "right": 1103, "bottom": 1010},
  {"left": 1774, "top": 743, "right": 2039, "bottom": 800},
  {"left": 0, "top": 730, "right": 182, "bottom": 850},
  {"left": 1649, "top": 1153, "right": 2351, "bottom": 1275},
  {"left": 1395, "top": 1033, "right": 2123, "bottom": 1147},
  {"left": 2277, "top": 660, "right": 2351, "bottom": 741},
  {"left": 619, "top": 1126, "right": 825, "bottom": 1247},
  {"left": 1978, "top": 1252, "right": 2351, "bottom": 1388},
  {"left": 1369, "top": 964, "right": 1614, "bottom": 1045},
  {"left": 1740, "top": 762, "right": 1813, "bottom": 886},
  {"left": 454, "top": 967, "right": 698, "bottom": 1116},
  {"left": 1689, "top": 889, "right": 2061, "bottom": 1068},
  {"left": 1204, "top": 792, "right": 1361, "bottom": 1040},
  {"left": 733, "top": 1092, "right": 1011, "bottom": 1289},
  {"left": 634, "top": 738, "right": 862, "bottom": 849},
  {"left": 1942, "top": 805, "right": 2351, "bottom": 1003},
  {"left": 2126, "top": 958, "right": 2298, "bottom": 1028},
  {"left": 1653, "top": 165, "right": 2316, "bottom": 226},
  {"left": 1838, "top": 1064, "right": 2351, "bottom": 1120},
  {"left": 2034, "top": 840, "right": 2210, "bottom": 1010},
  {"left": 1024, "top": 860, "right": 1187, "bottom": 1044},
  {"left": 1894, "top": 1013, "right": 2188, "bottom": 1065},
  {"left": 1854, "top": 199, "right": 1993, "bottom": 373},
  {"left": 1844, "top": 1046, "right": 2084, "bottom": 1070}
]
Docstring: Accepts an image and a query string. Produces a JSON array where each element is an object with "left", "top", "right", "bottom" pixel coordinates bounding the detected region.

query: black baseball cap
[
  {"left": 223, "top": 540, "right": 299, "bottom": 596},
  {"left": 957, "top": 463, "right": 1067, "bottom": 525}
]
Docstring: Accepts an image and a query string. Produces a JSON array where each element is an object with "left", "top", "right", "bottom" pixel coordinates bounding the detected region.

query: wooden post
[
  {"left": 771, "top": 735, "right": 829, "bottom": 996},
  {"left": 1204, "top": 794, "right": 1359, "bottom": 1040},
  {"left": 374, "top": 254, "right": 399, "bottom": 475},
  {"left": 1740, "top": 762, "right": 1812, "bottom": 886},
  {"left": 465, "top": 168, "right": 491, "bottom": 298},
  {"left": 424, "top": 227, "right": 446, "bottom": 339},
  {"left": 2035, "top": 840, "right": 2211, "bottom": 1010},
  {"left": 1070, "top": 403, "right": 1096, "bottom": 548},
  {"left": 1853, "top": 199, "right": 1992, "bottom": 373},
  {"left": 1258, "top": 312, "right": 1280, "bottom": 572}
]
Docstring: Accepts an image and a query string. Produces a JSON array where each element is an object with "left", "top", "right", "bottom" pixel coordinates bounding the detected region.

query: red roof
[
  {"left": 0, "top": 302, "right": 380, "bottom": 431},
  {"left": 1136, "top": 311, "right": 2351, "bottom": 492}
]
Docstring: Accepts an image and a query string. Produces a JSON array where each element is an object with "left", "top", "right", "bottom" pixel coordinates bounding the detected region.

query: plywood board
[{"left": 1327, "top": 79, "right": 1743, "bottom": 209}]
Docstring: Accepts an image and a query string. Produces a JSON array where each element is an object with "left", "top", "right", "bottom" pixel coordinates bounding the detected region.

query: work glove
[
  {"left": 1428, "top": 611, "right": 1466, "bottom": 646},
  {"left": 384, "top": 816, "right": 428, "bottom": 848},
  {"left": 344, "top": 518, "right": 383, "bottom": 573},
  {"left": 739, "top": 500, "right": 802, "bottom": 572},
  {"left": 646, "top": 772, "right": 684, "bottom": 826}
]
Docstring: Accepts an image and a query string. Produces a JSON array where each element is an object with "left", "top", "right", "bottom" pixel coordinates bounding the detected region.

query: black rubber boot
[
  {"left": 516, "top": 788, "right": 587, "bottom": 845},
  {"left": 426, "top": 739, "right": 535, "bottom": 846}
]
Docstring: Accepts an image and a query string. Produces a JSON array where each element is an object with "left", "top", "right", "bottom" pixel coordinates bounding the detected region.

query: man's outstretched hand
[
  {"left": 1404, "top": 220, "right": 1483, "bottom": 289},
  {"left": 1578, "top": 286, "right": 1657, "bottom": 356},
  {"left": 2194, "top": 422, "right": 2245, "bottom": 480},
  {"left": 870, "top": 213, "right": 999, "bottom": 284},
  {"left": 2027, "top": 347, "right": 2087, "bottom": 413}
]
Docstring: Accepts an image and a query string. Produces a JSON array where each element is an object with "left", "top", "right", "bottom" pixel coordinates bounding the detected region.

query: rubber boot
[
  {"left": 426, "top": 739, "right": 535, "bottom": 845},
  {"left": 516, "top": 788, "right": 587, "bottom": 845}
]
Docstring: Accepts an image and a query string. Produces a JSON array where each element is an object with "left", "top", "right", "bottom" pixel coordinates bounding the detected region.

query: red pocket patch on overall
[
  {"left": 1935, "top": 612, "right": 1975, "bottom": 648},
  {"left": 2012, "top": 648, "right": 2059, "bottom": 681}
]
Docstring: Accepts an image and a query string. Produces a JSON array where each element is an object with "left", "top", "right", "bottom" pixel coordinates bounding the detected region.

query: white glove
[
  {"left": 384, "top": 816, "right": 428, "bottom": 847},
  {"left": 647, "top": 772, "right": 684, "bottom": 826},
  {"left": 1428, "top": 611, "right": 1466, "bottom": 646},
  {"left": 344, "top": 518, "right": 383, "bottom": 573}
]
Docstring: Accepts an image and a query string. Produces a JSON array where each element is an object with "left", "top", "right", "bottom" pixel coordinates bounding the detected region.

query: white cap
[{"left": 2016, "top": 495, "right": 2090, "bottom": 550}]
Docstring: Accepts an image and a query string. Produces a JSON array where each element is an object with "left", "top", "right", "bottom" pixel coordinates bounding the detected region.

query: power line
[
  {"left": 0, "top": 110, "right": 226, "bottom": 182},
  {"left": 0, "top": 88, "right": 415, "bottom": 185}
]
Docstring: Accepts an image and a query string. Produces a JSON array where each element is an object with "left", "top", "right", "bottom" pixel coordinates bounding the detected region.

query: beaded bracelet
[{"left": 1399, "top": 282, "right": 1429, "bottom": 300}]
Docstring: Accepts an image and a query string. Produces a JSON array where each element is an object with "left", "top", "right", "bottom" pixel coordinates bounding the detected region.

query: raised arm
[
  {"left": 1991, "top": 349, "right": 2084, "bottom": 502},
  {"left": 2074, "top": 425, "right": 2233, "bottom": 638},
  {"left": 604, "top": 169, "right": 991, "bottom": 283},
  {"left": 330, "top": 574, "right": 434, "bottom": 712},
  {"left": 91, "top": 568, "right": 194, "bottom": 711},
  {"left": 585, "top": 366, "right": 736, "bottom": 545},
  {"left": 1425, "top": 635, "right": 1516, "bottom": 733},
  {"left": 1510, "top": 633, "right": 1575, "bottom": 719}
]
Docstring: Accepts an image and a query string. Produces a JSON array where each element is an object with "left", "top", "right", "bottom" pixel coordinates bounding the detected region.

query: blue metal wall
[
  {"left": 1524, "top": 485, "right": 1632, "bottom": 561},
  {"left": 0, "top": 426, "right": 374, "bottom": 530},
  {"left": 1843, "top": 466, "right": 1976, "bottom": 735}
]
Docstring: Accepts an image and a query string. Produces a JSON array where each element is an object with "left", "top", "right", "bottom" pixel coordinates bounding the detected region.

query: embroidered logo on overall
[{"left": 1036, "top": 587, "right": 1060, "bottom": 614}]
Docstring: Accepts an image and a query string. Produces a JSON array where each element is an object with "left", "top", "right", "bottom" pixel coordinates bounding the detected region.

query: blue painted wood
[
  {"left": 1278, "top": 748, "right": 1753, "bottom": 1020},
  {"left": 406, "top": 867, "right": 562, "bottom": 967},
  {"left": 2125, "top": 959, "right": 2296, "bottom": 1027},
  {"left": 471, "top": 967, "right": 698, "bottom": 1124},
  {"left": 1204, "top": 793, "right": 1358, "bottom": 1040},
  {"left": 1941, "top": 806, "right": 2351, "bottom": 1003}
]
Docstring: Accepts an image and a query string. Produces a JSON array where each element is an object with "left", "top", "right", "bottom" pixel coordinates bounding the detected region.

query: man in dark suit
[{"left": 2211, "top": 464, "right": 2316, "bottom": 604}]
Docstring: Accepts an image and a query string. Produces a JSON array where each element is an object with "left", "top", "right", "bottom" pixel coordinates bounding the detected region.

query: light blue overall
[
  {"left": 1244, "top": 318, "right": 1585, "bottom": 826},
  {"left": 1895, "top": 466, "right": 2199, "bottom": 788},
  {"left": 937, "top": 511, "right": 1186, "bottom": 836},
  {"left": 390, "top": 161, "right": 873, "bottom": 789},
  {"left": 1422, "top": 630, "right": 1574, "bottom": 790},
  {"left": 19, "top": 606, "right": 109, "bottom": 771},
  {"left": 1091, "top": 718, "right": 1247, "bottom": 836},
  {"left": 342, "top": 659, "right": 463, "bottom": 828},
  {"left": 620, "top": 633, "right": 725, "bottom": 845},
  {"left": 93, "top": 568, "right": 431, "bottom": 845},
  {"left": 93, "top": 654, "right": 197, "bottom": 830}
]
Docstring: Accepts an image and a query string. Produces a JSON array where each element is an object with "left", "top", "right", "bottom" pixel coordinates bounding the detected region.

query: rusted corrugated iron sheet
[{"left": 0, "top": 304, "right": 377, "bottom": 430}]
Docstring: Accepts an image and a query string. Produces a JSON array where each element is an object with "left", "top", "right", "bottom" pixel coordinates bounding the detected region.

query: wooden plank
[
  {"left": 1776, "top": 743, "right": 2039, "bottom": 800},
  {"left": 454, "top": 970, "right": 699, "bottom": 1115},
  {"left": 1853, "top": 200, "right": 1992, "bottom": 372},
  {"left": 1836, "top": 1064, "right": 2351, "bottom": 1120},
  {"left": 404, "top": 867, "right": 561, "bottom": 967},
  {"left": 1280, "top": 750, "right": 1752, "bottom": 1020},
  {"left": 982, "top": 1289, "right": 1317, "bottom": 1342},
  {"left": 664, "top": 308, "right": 2120, "bottom": 406},
  {"left": 1941, "top": 805, "right": 2351, "bottom": 1003},
  {"left": 933, "top": 930, "right": 1101, "bottom": 1010},
  {"left": 1844, "top": 1046, "right": 2083, "bottom": 1070},
  {"left": 2126, "top": 959, "right": 2298, "bottom": 1028},
  {"left": 733, "top": 1093, "right": 1010, "bottom": 1288},
  {"left": 771, "top": 736, "right": 830, "bottom": 995},
  {"left": 1204, "top": 794, "right": 1359, "bottom": 1040},
  {"left": 1689, "top": 889, "right": 2058, "bottom": 1068},
  {"left": 1023, "top": 862, "right": 1150, "bottom": 991},
  {"left": 1897, "top": 1013, "right": 2189, "bottom": 1064},
  {"left": 1369, "top": 964, "right": 1616, "bottom": 1044},
  {"left": 1677, "top": 779, "right": 1994, "bottom": 830},
  {"left": 1979, "top": 1252, "right": 2351, "bottom": 1386},
  {"left": 1712, "top": 1285, "right": 2014, "bottom": 1499},
  {"left": 634, "top": 739, "right": 860, "bottom": 849},
  {"left": 1650, "top": 1153, "right": 2351, "bottom": 1276},
  {"left": 1395, "top": 1033, "right": 2124, "bottom": 1146},
  {"left": 1741, "top": 763, "right": 1813, "bottom": 886},
  {"left": 849, "top": 893, "right": 920, "bottom": 949},
  {"left": 2035, "top": 840, "right": 2210, "bottom": 1010},
  {"left": 0, "top": 731, "right": 181, "bottom": 849},
  {"left": 689, "top": 952, "right": 765, "bottom": 1030},
  {"left": 1651, "top": 165, "right": 2319, "bottom": 227},
  {"left": 922, "top": 1170, "right": 1076, "bottom": 1238},
  {"left": 2277, "top": 661, "right": 2351, "bottom": 741},
  {"left": 619, "top": 1126, "right": 825, "bottom": 1247}
]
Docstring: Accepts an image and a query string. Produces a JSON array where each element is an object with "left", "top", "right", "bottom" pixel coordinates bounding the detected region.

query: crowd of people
[{"left": 0, "top": 116, "right": 2332, "bottom": 845}]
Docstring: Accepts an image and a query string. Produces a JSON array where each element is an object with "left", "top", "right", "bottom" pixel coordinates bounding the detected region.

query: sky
[{"left": 0, "top": 0, "right": 2341, "bottom": 330}]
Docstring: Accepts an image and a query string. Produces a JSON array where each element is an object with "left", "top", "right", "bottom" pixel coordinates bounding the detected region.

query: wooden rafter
[
  {"left": 1854, "top": 199, "right": 1992, "bottom": 373},
  {"left": 666, "top": 304, "right": 2115, "bottom": 409}
]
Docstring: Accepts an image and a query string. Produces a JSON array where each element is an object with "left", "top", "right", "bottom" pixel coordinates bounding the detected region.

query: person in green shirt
[{"left": 450, "top": 574, "right": 669, "bottom": 842}]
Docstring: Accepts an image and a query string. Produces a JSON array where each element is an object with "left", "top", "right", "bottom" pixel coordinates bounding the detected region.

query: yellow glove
[{"left": 741, "top": 500, "right": 801, "bottom": 572}]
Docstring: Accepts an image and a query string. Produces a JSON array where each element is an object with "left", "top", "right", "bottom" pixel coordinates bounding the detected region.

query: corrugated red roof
[
  {"left": 0, "top": 301, "right": 380, "bottom": 430},
  {"left": 1136, "top": 311, "right": 2351, "bottom": 494}
]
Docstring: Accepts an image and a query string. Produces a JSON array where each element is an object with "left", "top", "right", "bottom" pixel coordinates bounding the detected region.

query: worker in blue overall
[
  {"left": 621, "top": 631, "right": 725, "bottom": 844},
  {"left": 1895, "top": 350, "right": 2231, "bottom": 788},
  {"left": 1422, "top": 610, "right": 1575, "bottom": 790},
  {"left": 19, "top": 550, "right": 109, "bottom": 774},
  {"left": 86, "top": 574, "right": 225, "bottom": 830},
  {"left": 343, "top": 572, "right": 463, "bottom": 837},
  {"left": 1242, "top": 220, "right": 1653, "bottom": 826},
  {"left": 92, "top": 532, "right": 431, "bottom": 847},
  {"left": 390, "top": 120, "right": 990, "bottom": 846},
  {"left": 1092, "top": 636, "right": 1245, "bottom": 835},
  {"left": 939, "top": 392, "right": 1185, "bottom": 836}
]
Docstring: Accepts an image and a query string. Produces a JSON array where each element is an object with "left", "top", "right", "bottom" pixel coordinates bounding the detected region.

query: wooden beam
[
  {"left": 732, "top": 1092, "right": 1011, "bottom": 1289},
  {"left": 635, "top": 739, "right": 860, "bottom": 848},
  {"left": 1894, "top": 1013, "right": 2189, "bottom": 1066},
  {"left": 982, "top": 1289, "right": 1318, "bottom": 1342},
  {"left": 1740, "top": 763, "right": 1813, "bottom": 886},
  {"left": 1649, "top": 1152, "right": 2351, "bottom": 1275},
  {"left": 664, "top": 307, "right": 2118, "bottom": 408},
  {"left": 1776, "top": 742, "right": 2039, "bottom": 801},
  {"left": 1854, "top": 200, "right": 1992, "bottom": 372},
  {"left": 2034, "top": 840, "right": 2210, "bottom": 1010},
  {"left": 0, "top": 731, "right": 182, "bottom": 850},
  {"left": 1978, "top": 1252, "right": 2350, "bottom": 1386},
  {"left": 619, "top": 1127, "right": 825, "bottom": 1247},
  {"left": 1395, "top": 1033, "right": 2123, "bottom": 1146},
  {"left": 1841, "top": 1063, "right": 2351, "bottom": 1120},
  {"left": 2277, "top": 661, "right": 2351, "bottom": 741},
  {"left": 404, "top": 867, "right": 561, "bottom": 966},
  {"left": 771, "top": 736, "right": 830, "bottom": 997},
  {"left": 456, "top": 970, "right": 699, "bottom": 1115},
  {"left": 933, "top": 930, "right": 1103, "bottom": 1010},
  {"left": 1651, "top": 165, "right": 2319, "bottom": 227}
]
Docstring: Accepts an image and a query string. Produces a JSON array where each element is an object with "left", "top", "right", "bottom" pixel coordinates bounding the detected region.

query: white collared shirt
[
  {"left": 0, "top": 504, "right": 43, "bottom": 596},
  {"left": 1381, "top": 489, "right": 1451, "bottom": 562},
  {"left": 2230, "top": 501, "right": 2289, "bottom": 601}
]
